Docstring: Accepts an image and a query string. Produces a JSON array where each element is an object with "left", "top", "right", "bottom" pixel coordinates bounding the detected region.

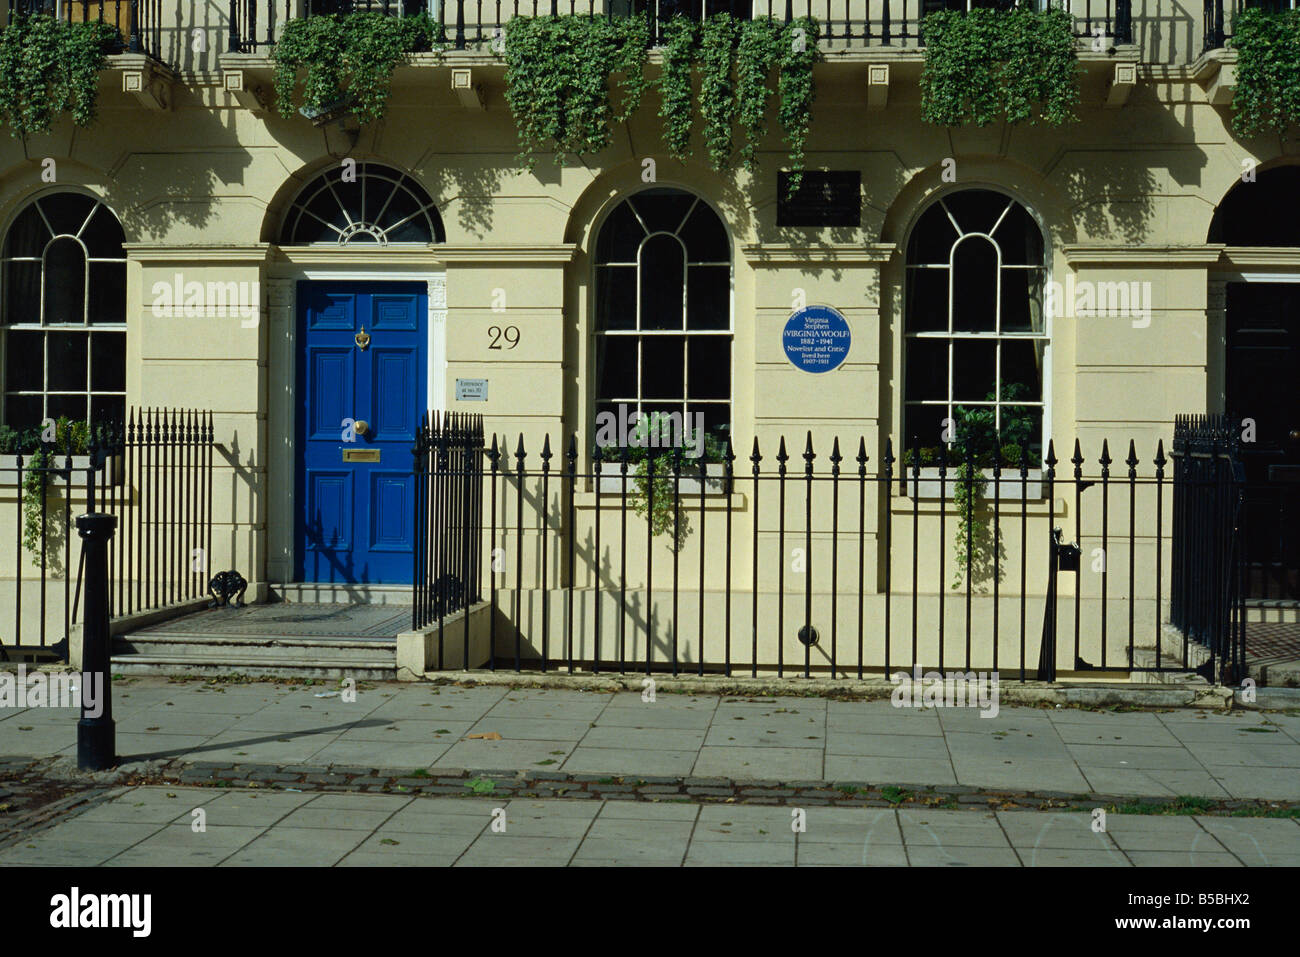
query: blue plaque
[{"left": 782, "top": 305, "right": 851, "bottom": 373}]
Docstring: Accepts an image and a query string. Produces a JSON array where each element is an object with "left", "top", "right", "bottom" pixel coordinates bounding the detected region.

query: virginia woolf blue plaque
[{"left": 782, "top": 305, "right": 851, "bottom": 373}]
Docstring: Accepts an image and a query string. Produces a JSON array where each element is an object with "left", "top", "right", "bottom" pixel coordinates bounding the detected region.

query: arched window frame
[
  {"left": 592, "top": 186, "right": 734, "bottom": 448},
  {"left": 1, "top": 192, "right": 127, "bottom": 428},
  {"left": 280, "top": 162, "right": 445, "bottom": 246},
  {"left": 902, "top": 188, "right": 1050, "bottom": 456}
]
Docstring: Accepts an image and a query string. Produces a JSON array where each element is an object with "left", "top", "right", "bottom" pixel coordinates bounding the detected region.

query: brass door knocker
[{"left": 354, "top": 325, "right": 371, "bottom": 350}]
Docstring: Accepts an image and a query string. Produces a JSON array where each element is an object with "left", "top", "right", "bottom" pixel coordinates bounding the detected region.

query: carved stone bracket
[{"left": 223, "top": 69, "right": 272, "bottom": 114}]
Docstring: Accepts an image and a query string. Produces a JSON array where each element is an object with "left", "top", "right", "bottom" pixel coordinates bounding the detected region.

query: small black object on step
[{"left": 208, "top": 570, "right": 248, "bottom": 608}]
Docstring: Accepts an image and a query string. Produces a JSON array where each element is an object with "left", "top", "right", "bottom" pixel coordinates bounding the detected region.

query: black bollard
[{"left": 76, "top": 513, "right": 118, "bottom": 771}]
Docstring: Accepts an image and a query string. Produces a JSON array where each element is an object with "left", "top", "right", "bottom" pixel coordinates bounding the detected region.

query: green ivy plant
[
  {"left": 1229, "top": 8, "right": 1300, "bottom": 138},
  {"left": 920, "top": 7, "right": 1080, "bottom": 128},
  {"left": 272, "top": 12, "right": 443, "bottom": 126},
  {"left": 503, "top": 13, "right": 650, "bottom": 169},
  {"left": 500, "top": 14, "right": 818, "bottom": 187},
  {"left": 0, "top": 15, "right": 119, "bottom": 140},
  {"left": 14, "top": 418, "right": 93, "bottom": 573}
]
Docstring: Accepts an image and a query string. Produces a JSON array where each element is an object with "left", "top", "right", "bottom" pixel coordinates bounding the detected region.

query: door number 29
[{"left": 488, "top": 325, "right": 520, "bottom": 350}]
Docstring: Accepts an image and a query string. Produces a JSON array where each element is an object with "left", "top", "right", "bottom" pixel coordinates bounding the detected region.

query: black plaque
[{"left": 777, "top": 171, "right": 861, "bottom": 227}]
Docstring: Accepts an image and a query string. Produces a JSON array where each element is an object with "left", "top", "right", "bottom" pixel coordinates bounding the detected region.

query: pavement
[
  {"left": 3, "top": 676, "right": 1299, "bottom": 866},
  {"left": 2, "top": 677, "right": 1299, "bottom": 800},
  {"left": 2, "top": 786, "right": 1298, "bottom": 867}
]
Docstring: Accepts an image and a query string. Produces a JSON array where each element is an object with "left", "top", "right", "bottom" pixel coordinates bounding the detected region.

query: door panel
[
  {"left": 295, "top": 281, "right": 427, "bottom": 584},
  {"left": 1225, "top": 282, "right": 1300, "bottom": 600}
]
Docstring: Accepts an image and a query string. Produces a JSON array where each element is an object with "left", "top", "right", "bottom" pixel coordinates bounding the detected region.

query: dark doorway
[{"left": 1225, "top": 282, "right": 1300, "bottom": 599}]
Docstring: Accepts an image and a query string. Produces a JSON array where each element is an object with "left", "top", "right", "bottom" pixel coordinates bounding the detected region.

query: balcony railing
[
  {"left": 1205, "top": 0, "right": 1298, "bottom": 54},
  {"left": 5, "top": 0, "right": 163, "bottom": 63},
  {"left": 227, "top": 0, "right": 1134, "bottom": 55}
]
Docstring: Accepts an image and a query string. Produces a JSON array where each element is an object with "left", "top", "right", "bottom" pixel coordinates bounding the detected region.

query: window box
[
  {"left": 903, "top": 467, "right": 1044, "bottom": 501},
  {"left": 597, "top": 461, "right": 730, "bottom": 496}
]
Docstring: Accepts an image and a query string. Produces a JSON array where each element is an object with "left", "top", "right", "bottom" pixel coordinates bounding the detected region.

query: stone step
[
  {"left": 107, "top": 654, "right": 396, "bottom": 681},
  {"left": 111, "top": 632, "right": 397, "bottom": 680}
]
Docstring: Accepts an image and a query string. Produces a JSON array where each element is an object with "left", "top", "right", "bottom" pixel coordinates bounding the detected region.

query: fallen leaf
[{"left": 466, "top": 732, "right": 502, "bottom": 740}]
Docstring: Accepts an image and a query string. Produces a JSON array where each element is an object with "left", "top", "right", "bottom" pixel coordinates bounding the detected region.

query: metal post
[{"left": 77, "top": 513, "right": 118, "bottom": 771}]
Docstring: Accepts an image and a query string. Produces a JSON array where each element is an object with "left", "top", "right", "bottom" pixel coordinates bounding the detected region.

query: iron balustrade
[
  {"left": 0, "top": 407, "right": 214, "bottom": 661},
  {"left": 225, "top": 0, "right": 1137, "bottom": 53},
  {"left": 412, "top": 427, "right": 1246, "bottom": 682},
  {"left": 412, "top": 411, "right": 486, "bottom": 656},
  {"left": 5, "top": 0, "right": 163, "bottom": 63}
]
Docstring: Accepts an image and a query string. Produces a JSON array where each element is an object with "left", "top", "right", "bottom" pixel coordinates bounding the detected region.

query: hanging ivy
[
  {"left": 272, "top": 12, "right": 443, "bottom": 126},
  {"left": 1230, "top": 8, "right": 1300, "bottom": 138},
  {"left": 659, "top": 16, "right": 698, "bottom": 160},
  {"left": 920, "top": 8, "right": 1079, "bottom": 128},
  {"left": 501, "top": 14, "right": 819, "bottom": 184},
  {"left": 503, "top": 14, "right": 650, "bottom": 169},
  {"left": 0, "top": 15, "right": 119, "bottom": 140},
  {"left": 734, "top": 17, "right": 782, "bottom": 171},
  {"left": 698, "top": 14, "right": 739, "bottom": 170}
]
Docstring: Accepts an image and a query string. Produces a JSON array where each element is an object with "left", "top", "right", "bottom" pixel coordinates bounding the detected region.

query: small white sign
[{"left": 456, "top": 378, "right": 488, "bottom": 401}]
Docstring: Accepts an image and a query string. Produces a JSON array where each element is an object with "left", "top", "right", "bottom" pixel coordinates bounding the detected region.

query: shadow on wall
[
  {"left": 103, "top": 104, "right": 255, "bottom": 240},
  {"left": 421, "top": 161, "right": 506, "bottom": 238}
]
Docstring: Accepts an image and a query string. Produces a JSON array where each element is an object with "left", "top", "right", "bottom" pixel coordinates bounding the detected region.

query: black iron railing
[
  {"left": 404, "top": 426, "right": 1254, "bottom": 682},
  {"left": 412, "top": 411, "right": 485, "bottom": 641},
  {"left": 5, "top": 0, "right": 163, "bottom": 63},
  {"left": 1168, "top": 414, "right": 1247, "bottom": 680},
  {"left": 1204, "top": 0, "right": 1299, "bottom": 54},
  {"left": 0, "top": 407, "right": 213, "bottom": 661},
  {"left": 227, "top": 0, "right": 1134, "bottom": 54}
]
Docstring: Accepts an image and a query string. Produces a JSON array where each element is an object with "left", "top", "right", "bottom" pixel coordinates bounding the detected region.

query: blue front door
[{"left": 295, "top": 281, "right": 427, "bottom": 584}]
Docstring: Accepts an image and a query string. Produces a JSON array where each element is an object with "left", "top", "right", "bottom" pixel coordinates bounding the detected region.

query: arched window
[
  {"left": 2, "top": 192, "right": 126, "bottom": 429},
  {"left": 1208, "top": 166, "right": 1300, "bottom": 246},
  {"left": 904, "top": 188, "right": 1047, "bottom": 460},
  {"left": 593, "top": 187, "right": 732, "bottom": 446},
  {"left": 280, "top": 162, "right": 445, "bottom": 246}
]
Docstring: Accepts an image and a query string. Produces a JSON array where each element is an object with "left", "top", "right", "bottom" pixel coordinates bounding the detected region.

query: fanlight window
[
  {"left": 2, "top": 192, "right": 127, "bottom": 428},
  {"left": 280, "top": 163, "right": 445, "bottom": 246}
]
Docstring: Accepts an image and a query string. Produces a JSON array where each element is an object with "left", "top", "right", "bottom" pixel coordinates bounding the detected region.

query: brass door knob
[{"left": 354, "top": 420, "right": 369, "bottom": 437}]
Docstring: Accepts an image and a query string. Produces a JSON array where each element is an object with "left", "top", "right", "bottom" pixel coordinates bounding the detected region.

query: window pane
[
  {"left": 1000, "top": 339, "right": 1044, "bottom": 400},
  {"left": 999, "top": 405, "right": 1042, "bottom": 462},
  {"left": 91, "top": 331, "right": 126, "bottom": 392},
  {"left": 686, "top": 265, "right": 729, "bottom": 330},
  {"left": 906, "top": 203, "right": 959, "bottom": 264},
  {"left": 946, "top": 190, "right": 1013, "bottom": 236},
  {"left": 79, "top": 203, "right": 125, "bottom": 258},
  {"left": 47, "top": 393, "right": 85, "bottom": 423},
  {"left": 630, "top": 189, "right": 696, "bottom": 234},
  {"left": 999, "top": 269, "right": 1043, "bottom": 332},
  {"left": 5, "top": 262, "right": 41, "bottom": 325},
  {"left": 905, "top": 267, "right": 948, "bottom": 332},
  {"left": 686, "top": 403, "right": 730, "bottom": 450},
  {"left": 951, "top": 236, "right": 997, "bottom": 333},
  {"left": 3, "top": 204, "right": 47, "bottom": 258},
  {"left": 5, "top": 330, "right": 43, "bottom": 391},
  {"left": 38, "top": 194, "right": 95, "bottom": 238},
  {"left": 363, "top": 176, "right": 396, "bottom": 227},
  {"left": 903, "top": 403, "right": 948, "bottom": 452},
  {"left": 639, "top": 235, "right": 685, "bottom": 330},
  {"left": 4, "top": 395, "right": 42, "bottom": 430},
  {"left": 301, "top": 186, "right": 348, "bottom": 238},
  {"left": 595, "top": 201, "right": 644, "bottom": 263},
  {"left": 904, "top": 337, "right": 947, "bottom": 403},
  {"left": 687, "top": 337, "right": 729, "bottom": 399},
  {"left": 595, "top": 335, "right": 637, "bottom": 400},
  {"left": 678, "top": 202, "right": 728, "bottom": 262},
  {"left": 89, "top": 262, "right": 126, "bottom": 324},
  {"left": 641, "top": 335, "right": 685, "bottom": 399},
  {"left": 48, "top": 331, "right": 88, "bottom": 391},
  {"left": 91, "top": 394, "right": 125, "bottom": 427},
  {"left": 952, "top": 338, "right": 997, "bottom": 401},
  {"left": 596, "top": 266, "right": 636, "bottom": 330},
  {"left": 43, "top": 237, "right": 85, "bottom": 324},
  {"left": 991, "top": 201, "right": 1043, "bottom": 265}
]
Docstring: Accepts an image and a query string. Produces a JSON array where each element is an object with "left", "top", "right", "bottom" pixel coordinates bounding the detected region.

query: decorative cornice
[
  {"left": 122, "top": 244, "right": 272, "bottom": 262},
  {"left": 1062, "top": 244, "right": 1225, "bottom": 266},
  {"left": 743, "top": 243, "right": 897, "bottom": 266},
  {"left": 1214, "top": 247, "right": 1300, "bottom": 269}
]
